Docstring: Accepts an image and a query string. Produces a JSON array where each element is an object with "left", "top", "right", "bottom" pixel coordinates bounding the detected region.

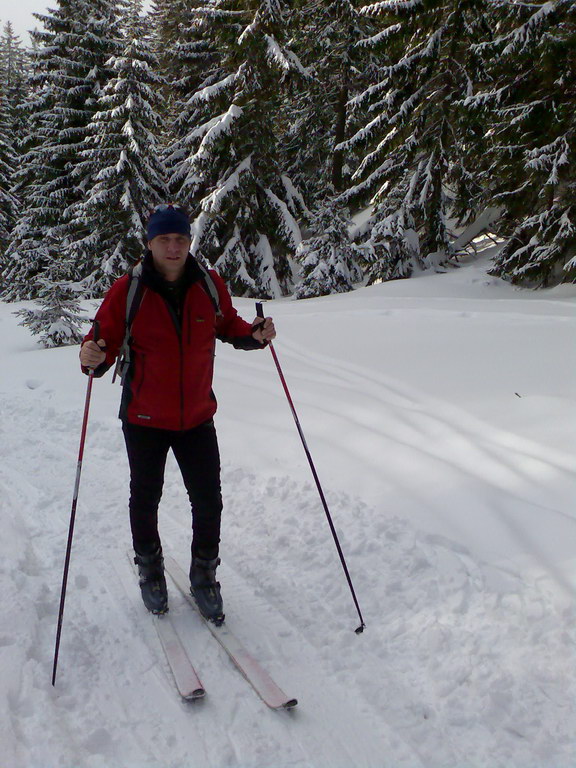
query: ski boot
[
  {"left": 190, "top": 556, "right": 224, "bottom": 625},
  {"left": 134, "top": 546, "right": 168, "bottom": 615}
]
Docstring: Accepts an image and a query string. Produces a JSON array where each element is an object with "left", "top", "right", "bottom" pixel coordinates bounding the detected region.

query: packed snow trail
[
  {"left": 0, "top": 389, "right": 421, "bottom": 767},
  {"left": 217, "top": 307, "right": 575, "bottom": 598},
  {"left": 1, "top": 252, "right": 575, "bottom": 767},
  {"left": 0, "top": 390, "right": 573, "bottom": 767}
]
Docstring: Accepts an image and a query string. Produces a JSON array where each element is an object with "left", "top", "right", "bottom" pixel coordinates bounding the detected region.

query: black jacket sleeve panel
[
  {"left": 218, "top": 333, "right": 267, "bottom": 351},
  {"left": 87, "top": 359, "right": 111, "bottom": 378}
]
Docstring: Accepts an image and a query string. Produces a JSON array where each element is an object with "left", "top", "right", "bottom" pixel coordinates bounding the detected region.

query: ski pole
[
  {"left": 255, "top": 303, "right": 366, "bottom": 634},
  {"left": 52, "top": 320, "right": 101, "bottom": 686}
]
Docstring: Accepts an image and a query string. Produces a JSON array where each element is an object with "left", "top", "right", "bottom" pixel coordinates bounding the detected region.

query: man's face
[{"left": 148, "top": 233, "right": 191, "bottom": 280}]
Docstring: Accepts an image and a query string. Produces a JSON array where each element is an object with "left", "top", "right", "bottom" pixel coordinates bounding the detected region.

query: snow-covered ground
[{"left": 1, "top": 245, "right": 575, "bottom": 768}]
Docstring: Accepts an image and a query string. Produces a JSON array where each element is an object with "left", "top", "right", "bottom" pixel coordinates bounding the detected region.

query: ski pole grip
[
  {"left": 254, "top": 302, "right": 267, "bottom": 337},
  {"left": 87, "top": 320, "right": 102, "bottom": 373}
]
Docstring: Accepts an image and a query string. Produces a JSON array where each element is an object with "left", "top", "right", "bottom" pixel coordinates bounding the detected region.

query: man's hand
[
  {"left": 251, "top": 316, "right": 276, "bottom": 344},
  {"left": 80, "top": 339, "right": 107, "bottom": 369}
]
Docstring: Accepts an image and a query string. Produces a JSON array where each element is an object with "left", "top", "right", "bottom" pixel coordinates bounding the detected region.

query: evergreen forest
[{"left": 0, "top": 0, "right": 574, "bottom": 344}]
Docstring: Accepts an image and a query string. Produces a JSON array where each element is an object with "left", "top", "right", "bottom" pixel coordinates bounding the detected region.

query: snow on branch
[
  {"left": 389, "top": 85, "right": 425, "bottom": 127},
  {"left": 264, "top": 35, "right": 309, "bottom": 76},
  {"left": 348, "top": 79, "right": 390, "bottom": 110},
  {"left": 264, "top": 189, "right": 302, "bottom": 248},
  {"left": 264, "top": 35, "right": 291, "bottom": 72},
  {"left": 281, "top": 175, "right": 312, "bottom": 218},
  {"left": 526, "top": 136, "right": 569, "bottom": 185},
  {"left": 214, "top": 227, "right": 258, "bottom": 292},
  {"left": 185, "top": 114, "right": 226, "bottom": 143},
  {"left": 238, "top": 20, "right": 258, "bottom": 45},
  {"left": 339, "top": 111, "right": 391, "bottom": 152},
  {"left": 348, "top": 156, "right": 396, "bottom": 199},
  {"left": 255, "top": 234, "right": 283, "bottom": 299},
  {"left": 463, "top": 84, "right": 509, "bottom": 108},
  {"left": 190, "top": 211, "right": 211, "bottom": 259},
  {"left": 381, "top": 29, "right": 443, "bottom": 78},
  {"left": 200, "top": 156, "right": 253, "bottom": 215},
  {"left": 355, "top": 23, "right": 402, "bottom": 48},
  {"left": 190, "top": 105, "right": 244, "bottom": 164},
  {"left": 502, "top": 1, "right": 557, "bottom": 55},
  {"left": 473, "top": 0, "right": 557, "bottom": 55},
  {"left": 263, "top": 0, "right": 284, "bottom": 19},
  {"left": 360, "top": 0, "right": 423, "bottom": 16},
  {"left": 188, "top": 72, "right": 239, "bottom": 106},
  {"left": 195, "top": 8, "right": 250, "bottom": 20},
  {"left": 418, "top": 153, "right": 436, "bottom": 207}
]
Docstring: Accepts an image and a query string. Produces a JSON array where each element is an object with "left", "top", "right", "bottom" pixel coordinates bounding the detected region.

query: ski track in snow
[
  {"left": 1, "top": 369, "right": 574, "bottom": 768},
  {"left": 217, "top": 329, "right": 575, "bottom": 594}
]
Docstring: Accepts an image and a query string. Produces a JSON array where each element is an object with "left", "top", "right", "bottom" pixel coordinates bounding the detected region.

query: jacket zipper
[
  {"left": 182, "top": 307, "right": 193, "bottom": 430},
  {"left": 162, "top": 297, "right": 185, "bottom": 430},
  {"left": 179, "top": 333, "right": 185, "bottom": 430}
]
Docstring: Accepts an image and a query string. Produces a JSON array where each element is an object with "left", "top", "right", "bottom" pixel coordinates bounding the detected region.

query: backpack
[{"left": 112, "top": 260, "right": 223, "bottom": 385}]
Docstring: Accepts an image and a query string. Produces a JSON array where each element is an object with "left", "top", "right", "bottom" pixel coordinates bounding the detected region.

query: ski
[
  {"left": 126, "top": 554, "right": 205, "bottom": 701},
  {"left": 164, "top": 555, "right": 298, "bottom": 710},
  {"left": 152, "top": 613, "right": 206, "bottom": 701}
]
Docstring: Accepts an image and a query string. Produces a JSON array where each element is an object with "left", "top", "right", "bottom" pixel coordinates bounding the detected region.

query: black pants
[{"left": 122, "top": 419, "right": 222, "bottom": 560}]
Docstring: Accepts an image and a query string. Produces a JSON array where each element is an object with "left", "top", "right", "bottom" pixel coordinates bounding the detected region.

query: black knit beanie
[{"left": 147, "top": 206, "right": 191, "bottom": 241}]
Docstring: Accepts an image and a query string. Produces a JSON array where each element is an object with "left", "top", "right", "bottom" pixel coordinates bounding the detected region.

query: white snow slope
[{"left": 1, "top": 246, "right": 575, "bottom": 768}]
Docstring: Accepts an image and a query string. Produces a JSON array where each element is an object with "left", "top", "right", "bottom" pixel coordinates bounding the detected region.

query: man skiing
[{"left": 79, "top": 204, "right": 276, "bottom": 624}]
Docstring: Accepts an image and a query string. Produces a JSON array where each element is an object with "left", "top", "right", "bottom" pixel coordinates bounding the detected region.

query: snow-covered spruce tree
[
  {"left": 1, "top": 54, "right": 64, "bottom": 299},
  {"left": 294, "top": 204, "right": 363, "bottom": 298},
  {"left": 468, "top": 0, "right": 576, "bottom": 286},
  {"left": 0, "top": 90, "right": 18, "bottom": 259},
  {"left": 149, "top": 0, "right": 192, "bottom": 78},
  {"left": 1, "top": 0, "right": 122, "bottom": 301},
  {"left": 14, "top": 274, "right": 88, "bottom": 348},
  {"left": 0, "top": 24, "right": 30, "bottom": 267},
  {"left": 70, "top": 0, "right": 168, "bottom": 293},
  {"left": 150, "top": 0, "right": 218, "bottom": 127},
  {"left": 283, "top": 0, "right": 377, "bottom": 298},
  {"left": 340, "top": 0, "right": 491, "bottom": 283},
  {"left": 171, "top": 0, "right": 307, "bottom": 298},
  {"left": 157, "top": 0, "right": 226, "bottom": 196},
  {"left": 285, "top": 0, "right": 375, "bottom": 203},
  {"left": 0, "top": 23, "right": 30, "bottom": 141}
]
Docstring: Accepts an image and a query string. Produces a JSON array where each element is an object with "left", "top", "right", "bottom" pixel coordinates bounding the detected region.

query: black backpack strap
[
  {"left": 112, "top": 263, "right": 144, "bottom": 384},
  {"left": 126, "top": 262, "right": 144, "bottom": 327},
  {"left": 196, "top": 261, "right": 223, "bottom": 318}
]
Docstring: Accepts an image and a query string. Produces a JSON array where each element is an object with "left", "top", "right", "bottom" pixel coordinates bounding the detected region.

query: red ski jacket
[{"left": 82, "top": 255, "right": 264, "bottom": 431}]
